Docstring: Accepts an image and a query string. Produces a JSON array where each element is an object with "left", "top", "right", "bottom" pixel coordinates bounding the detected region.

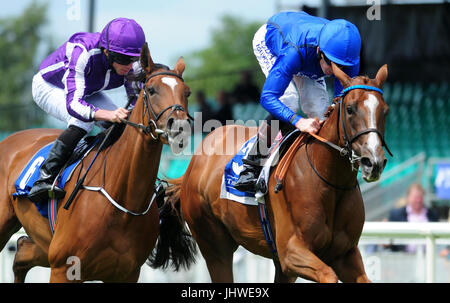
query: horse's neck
[
  {"left": 307, "top": 106, "right": 358, "bottom": 188},
  {"left": 104, "top": 123, "right": 162, "bottom": 211}
]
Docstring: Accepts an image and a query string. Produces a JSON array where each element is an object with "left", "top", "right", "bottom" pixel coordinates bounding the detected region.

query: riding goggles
[{"left": 109, "top": 51, "right": 140, "bottom": 65}]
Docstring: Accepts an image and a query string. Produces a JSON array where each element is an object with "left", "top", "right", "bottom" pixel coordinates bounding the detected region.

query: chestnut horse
[
  {"left": 162, "top": 64, "right": 390, "bottom": 283},
  {"left": 0, "top": 44, "right": 196, "bottom": 282}
]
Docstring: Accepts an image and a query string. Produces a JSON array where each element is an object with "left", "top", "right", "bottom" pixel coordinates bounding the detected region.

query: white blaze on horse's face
[
  {"left": 360, "top": 93, "right": 386, "bottom": 182},
  {"left": 364, "top": 94, "right": 381, "bottom": 155},
  {"left": 161, "top": 77, "right": 178, "bottom": 93},
  {"left": 160, "top": 76, "right": 191, "bottom": 154}
]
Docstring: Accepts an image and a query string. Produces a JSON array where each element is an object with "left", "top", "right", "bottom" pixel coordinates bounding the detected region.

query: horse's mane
[
  {"left": 358, "top": 75, "right": 371, "bottom": 85},
  {"left": 323, "top": 75, "right": 373, "bottom": 119},
  {"left": 324, "top": 103, "right": 336, "bottom": 118}
]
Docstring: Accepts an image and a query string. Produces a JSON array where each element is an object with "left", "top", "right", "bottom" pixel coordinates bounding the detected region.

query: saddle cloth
[
  {"left": 12, "top": 136, "right": 100, "bottom": 232},
  {"left": 220, "top": 129, "right": 301, "bottom": 205}
]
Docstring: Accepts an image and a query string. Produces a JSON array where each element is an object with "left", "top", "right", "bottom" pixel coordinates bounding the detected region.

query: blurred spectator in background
[
  {"left": 387, "top": 183, "right": 439, "bottom": 252},
  {"left": 231, "top": 70, "right": 260, "bottom": 104},
  {"left": 213, "top": 90, "right": 234, "bottom": 126}
]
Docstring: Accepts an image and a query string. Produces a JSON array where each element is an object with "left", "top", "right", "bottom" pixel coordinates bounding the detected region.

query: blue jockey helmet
[
  {"left": 318, "top": 19, "right": 361, "bottom": 66},
  {"left": 99, "top": 18, "right": 146, "bottom": 57}
]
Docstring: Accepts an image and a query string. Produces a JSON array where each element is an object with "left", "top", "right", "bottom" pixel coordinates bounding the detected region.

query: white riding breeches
[
  {"left": 252, "top": 24, "right": 330, "bottom": 120},
  {"left": 32, "top": 72, "right": 117, "bottom": 132}
]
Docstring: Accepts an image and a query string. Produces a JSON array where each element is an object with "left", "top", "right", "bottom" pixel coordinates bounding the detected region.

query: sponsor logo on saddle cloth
[
  {"left": 221, "top": 130, "right": 293, "bottom": 206},
  {"left": 13, "top": 140, "right": 98, "bottom": 232}
]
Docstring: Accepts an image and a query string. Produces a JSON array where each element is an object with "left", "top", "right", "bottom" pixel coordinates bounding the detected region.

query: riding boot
[
  {"left": 234, "top": 122, "right": 272, "bottom": 192},
  {"left": 28, "top": 125, "right": 86, "bottom": 204}
]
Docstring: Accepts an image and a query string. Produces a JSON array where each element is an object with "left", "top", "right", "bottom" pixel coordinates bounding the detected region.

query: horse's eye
[
  {"left": 346, "top": 105, "right": 354, "bottom": 115},
  {"left": 186, "top": 91, "right": 191, "bottom": 98},
  {"left": 147, "top": 87, "right": 156, "bottom": 95}
]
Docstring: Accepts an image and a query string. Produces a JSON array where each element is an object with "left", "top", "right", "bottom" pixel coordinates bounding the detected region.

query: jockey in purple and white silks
[
  {"left": 234, "top": 11, "right": 362, "bottom": 192},
  {"left": 28, "top": 18, "right": 146, "bottom": 204}
]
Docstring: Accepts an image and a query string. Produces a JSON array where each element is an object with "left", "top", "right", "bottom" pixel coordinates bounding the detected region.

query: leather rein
[
  {"left": 306, "top": 84, "right": 393, "bottom": 190},
  {"left": 120, "top": 71, "right": 193, "bottom": 140}
]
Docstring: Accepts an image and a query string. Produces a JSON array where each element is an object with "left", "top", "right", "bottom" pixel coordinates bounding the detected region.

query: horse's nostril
[
  {"left": 361, "top": 157, "right": 372, "bottom": 167},
  {"left": 383, "top": 158, "right": 387, "bottom": 169},
  {"left": 167, "top": 118, "right": 175, "bottom": 130}
]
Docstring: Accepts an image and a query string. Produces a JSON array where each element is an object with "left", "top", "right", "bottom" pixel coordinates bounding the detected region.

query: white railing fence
[
  {"left": 1, "top": 222, "right": 449, "bottom": 283},
  {"left": 361, "top": 222, "right": 450, "bottom": 283}
]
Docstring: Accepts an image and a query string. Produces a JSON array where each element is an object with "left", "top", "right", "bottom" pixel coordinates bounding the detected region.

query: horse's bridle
[
  {"left": 337, "top": 85, "right": 393, "bottom": 168},
  {"left": 306, "top": 84, "right": 394, "bottom": 190},
  {"left": 80, "top": 71, "right": 192, "bottom": 216},
  {"left": 120, "top": 71, "right": 193, "bottom": 140}
]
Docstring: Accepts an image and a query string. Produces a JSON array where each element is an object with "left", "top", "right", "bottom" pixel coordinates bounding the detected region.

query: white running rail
[{"left": 361, "top": 222, "right": 450, "bottom": 283}]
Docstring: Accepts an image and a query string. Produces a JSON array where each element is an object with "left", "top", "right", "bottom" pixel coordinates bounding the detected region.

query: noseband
[
  {"left": 120, "top": 71, "right": 192, "bottom": 140},
  {"left": 337, "top": 85, "right": 393, "bottom": 168}
]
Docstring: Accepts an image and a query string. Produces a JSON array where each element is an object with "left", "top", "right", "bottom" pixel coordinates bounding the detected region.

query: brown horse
[
  {"left": 0, "top": 43, "right": 196, "bottom": 282},
  {"left": 161, "top": 64, "right": 390, "bottom": 283}
]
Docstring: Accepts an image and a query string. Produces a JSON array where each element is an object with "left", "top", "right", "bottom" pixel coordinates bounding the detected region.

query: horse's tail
[{"left": 147, "top": 176, "right": 197, "bottom": 271}]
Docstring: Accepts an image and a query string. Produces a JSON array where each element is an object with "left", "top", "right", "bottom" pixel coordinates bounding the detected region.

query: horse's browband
[
  {"left": 145, "top": 71, "right": 184, "bottom": 82},
  {"left": 338, "top": 85, "right": 383, "bottom": 97}
]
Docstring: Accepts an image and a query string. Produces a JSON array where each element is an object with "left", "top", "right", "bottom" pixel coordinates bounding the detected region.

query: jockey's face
[
  {"left": 112, "top": 61, "right": 133, "bottom": 75},
  {"left": 319, "top": 54, "right": 333, "bottom": 76},
  {"left": 320, "top": 58, "right": 333, "bottom": 76},
  {"left": 317, "top": 47, "right": 334, "bottom": 76},
  {"left": 103, "top": 49, "right": 135, "bottom": 75}
]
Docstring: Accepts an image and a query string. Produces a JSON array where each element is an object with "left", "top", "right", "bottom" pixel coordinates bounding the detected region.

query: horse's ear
[
  {"left": 140, "top": 42, "right": 155, "bottom": 74},
  {"left": 375, "top": 64, "right": 388, "bottom": 88},
  {"left": 174, "top": 57, "right": 185, "bottom": 76},
  {"left": 332, "top": 63, "right": 351, "bottom": 88}
]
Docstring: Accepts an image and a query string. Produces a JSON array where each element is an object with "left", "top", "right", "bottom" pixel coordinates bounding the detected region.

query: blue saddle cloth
[
  {"left": 223, "top": 135, "right": 258, "bottom": 200},
  {"left": 221, "top": 129, "right": 300, "bottom": 205},
  {"left": 13, "top": 139, "right": 97, "bottom": 220}
]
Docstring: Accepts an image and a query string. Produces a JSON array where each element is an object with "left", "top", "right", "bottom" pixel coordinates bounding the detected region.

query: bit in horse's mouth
[{"left": 361, "top": 170, "right": 381, "bottom": 183}]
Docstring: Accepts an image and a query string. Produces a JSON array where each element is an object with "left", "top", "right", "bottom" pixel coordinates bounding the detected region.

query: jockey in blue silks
[
  {"left": 234, "top": 11, "right": 362, "bottom": 192},
  {"left": 28, "top": 18, "right": 146, "bottom": 203}
]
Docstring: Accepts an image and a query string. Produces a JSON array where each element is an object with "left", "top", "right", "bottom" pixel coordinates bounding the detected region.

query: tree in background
[
  {"left": 184, "top": 15, "right": 265, "bottom": 101},
  {"left": 0, "top": 2, "right": 49, "bottom": 132}
]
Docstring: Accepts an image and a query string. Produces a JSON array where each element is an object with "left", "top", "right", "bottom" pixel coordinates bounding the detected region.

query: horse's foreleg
[
  {"left": 330, "top": 246, "right": 371, "bottom": 283},
  {"left": 274, "top": 260, "right": 296, "bottom": 283},
  {"left": 50, "top": 266, "right": 84, "bottom": 283},
  {"left": 190, "top": 225, "right": 237, "bottom": 283},
  {"left": 0, "top": 195, "right": 21, "bottom": 253},
  {"left": 13, "top": 236, "right": 49, "bottom": 283},
  {"left": 279, "top": 235, "right": 338, "bottom": 283},
  {"left": 183, "top": 202, "right": 237, "bottom": 282}
]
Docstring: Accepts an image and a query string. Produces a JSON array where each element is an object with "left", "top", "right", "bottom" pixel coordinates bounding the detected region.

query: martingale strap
[{"left": 257, "top": 202, "right": 278, "bottom": 259}]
